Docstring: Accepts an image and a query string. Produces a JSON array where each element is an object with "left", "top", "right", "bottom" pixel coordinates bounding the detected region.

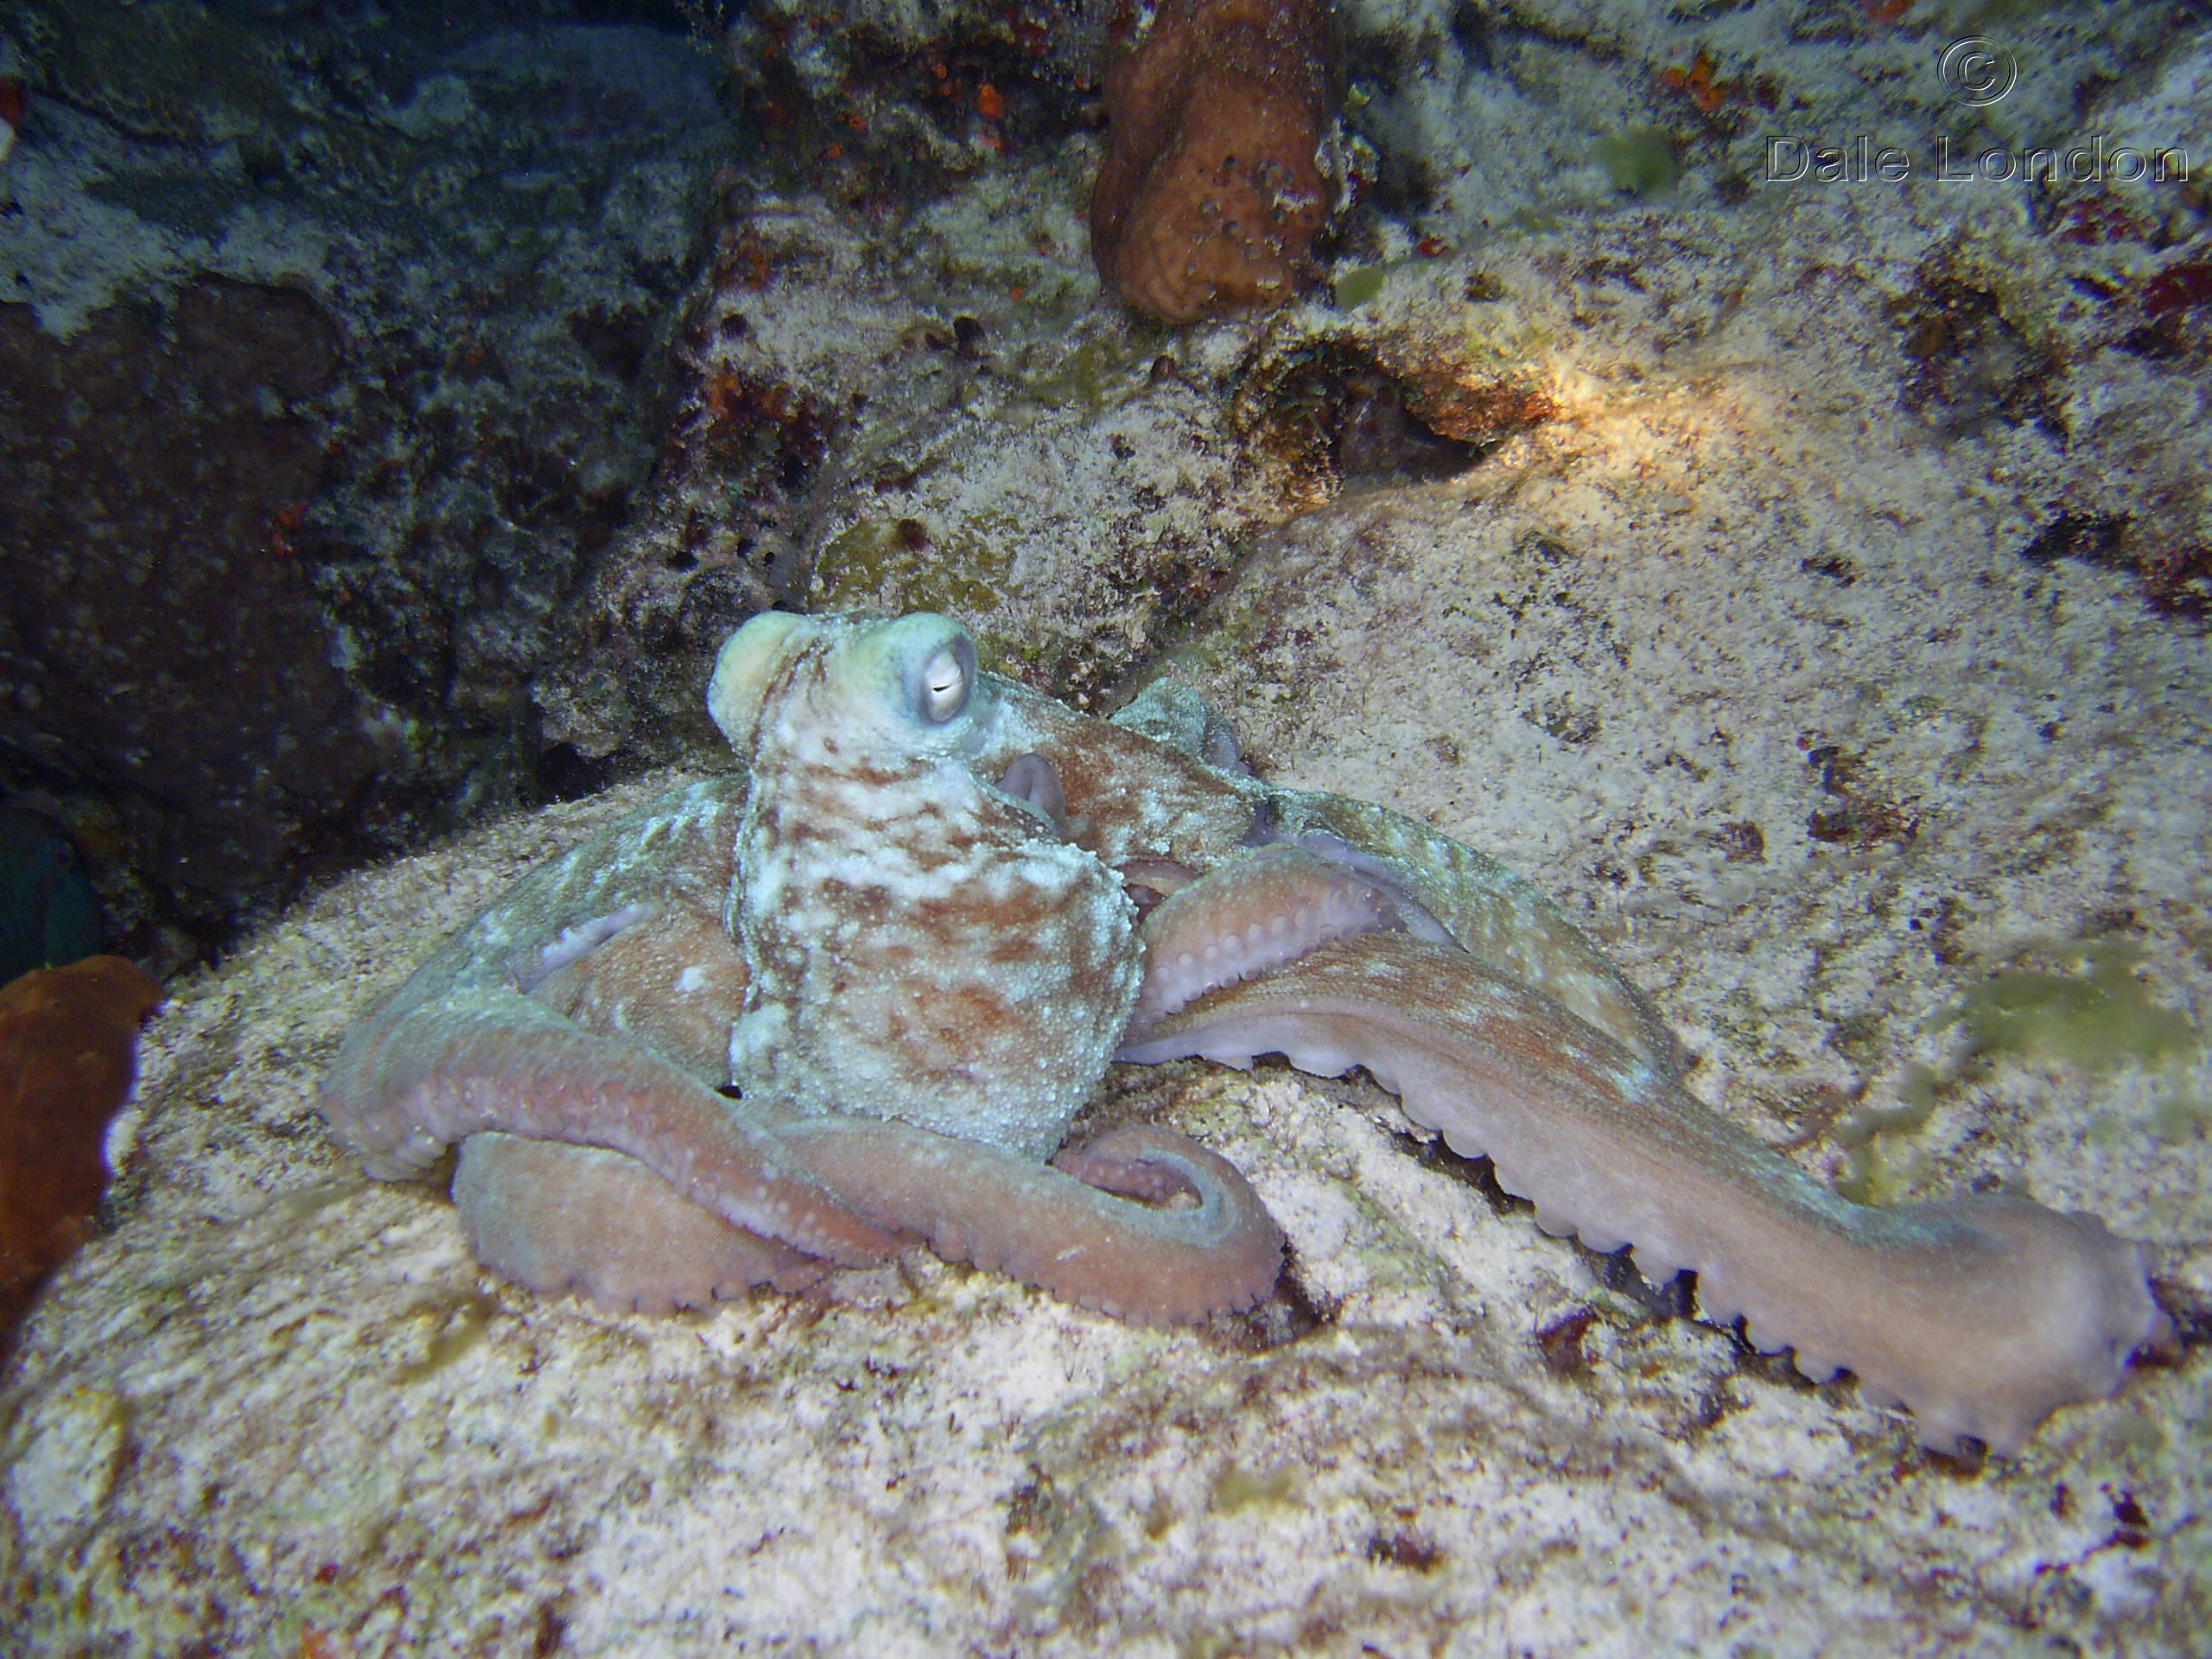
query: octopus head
[{"left": 709, "top": 611, "right": 987, "bottom": 767}]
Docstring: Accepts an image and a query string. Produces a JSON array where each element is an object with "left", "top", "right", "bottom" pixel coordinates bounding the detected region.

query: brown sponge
[
  {"left": 1090, "top": 0, "right": 1339, "bottom": 324},
  {"left": 0, "top": 956, "right": 162, "bottom": 1346}
]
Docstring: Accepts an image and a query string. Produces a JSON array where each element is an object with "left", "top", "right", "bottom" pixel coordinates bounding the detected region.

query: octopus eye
[{"left": 915, "top": 638, "right": 973, "bottom": 723}]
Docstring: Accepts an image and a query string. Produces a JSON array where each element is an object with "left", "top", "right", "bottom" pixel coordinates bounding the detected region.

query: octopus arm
[
  {"left": 320, "top": 995, "right": 896, "bottom": 1268},
  {"left": 1129, "top": 843, "right": 1402, "bottom": 1029},
  {"left": 1121, "top": 932, "right": 2168, "bottom": 1454},
  {"left": 752, "top": 1107, "right": 1284, "bottom": 1325},
  {"left": 1276, "top": 790, "right": 1683, "bottom": 1070},
  {"left": 452, "top": 1133, "right": 830, "bottom": 1312}
]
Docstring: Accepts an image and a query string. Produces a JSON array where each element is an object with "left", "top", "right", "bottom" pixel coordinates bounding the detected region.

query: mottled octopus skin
[
  {"left": 322, "top": 612, "right": 2167, "bottom": 1453},
  {"left": 321, "top": 779, "right": 899, "bottom": 1271},
  {"left": 321, "top": 613, "right": 1284, "bottom": 1325},
  {"left": 711, "top": 613, "right": 1136, "bottom": 1160}
]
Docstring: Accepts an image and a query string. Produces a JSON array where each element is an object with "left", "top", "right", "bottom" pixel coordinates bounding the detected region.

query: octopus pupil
[{"left": 920, "top": 647, "right": 969, "bottom": 721}]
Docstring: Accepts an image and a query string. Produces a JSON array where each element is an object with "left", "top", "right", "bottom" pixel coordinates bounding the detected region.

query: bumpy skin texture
[
  {"left": 321, "top": 613, "right": 1285, "bottom": 1325},
  {"left": 1090, "top": 0, "right": 1338, "bottom": 323},
  {"left": 322, "top": 613, "right": 2168, "bottom": 1453}
]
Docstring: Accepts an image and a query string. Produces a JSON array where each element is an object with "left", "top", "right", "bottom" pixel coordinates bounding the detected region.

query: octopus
[{"left": 321, "top": 611, "right": 2170, "bottom": 1456}]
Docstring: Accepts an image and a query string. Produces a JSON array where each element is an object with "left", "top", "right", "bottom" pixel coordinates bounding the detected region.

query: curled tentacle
[
  {"left": 454, "top": 1132, "right": 833, "bottom": 1312},
  {"left": 756, "top": 1107, "right": 1284, "bottom": 1325},
  {"left": 449, "top": 1110, "right": 1286, "bottom": 1325}
]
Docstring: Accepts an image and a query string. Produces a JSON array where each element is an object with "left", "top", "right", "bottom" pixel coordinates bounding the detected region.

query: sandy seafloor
[{"left": 4, "top": 3, "right": 2211, "bottom": 1655}]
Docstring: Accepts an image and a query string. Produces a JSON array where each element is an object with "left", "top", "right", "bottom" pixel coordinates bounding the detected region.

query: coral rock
[
  {"left": 0, "top": 956, "right": 163, "bottom": 1345},
  {"left": 0, "top": 282, "right": 389, "bottom": 944},
  {"left": 1090, "top": 0, "right": 1339, "bottom": 324}
]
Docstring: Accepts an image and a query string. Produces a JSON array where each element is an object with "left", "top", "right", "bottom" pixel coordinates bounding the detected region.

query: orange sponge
[
  {"left": 0, "top": 956, "right": 163, "bottom": 1344},
  {"left": 1090, "top": 0, "right": 1339, "bottom": 324}
]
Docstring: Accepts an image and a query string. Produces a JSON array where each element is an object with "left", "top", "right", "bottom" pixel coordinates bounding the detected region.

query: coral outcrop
[
  {"left": 0, "top": 956, "right": 162, "bottom": 1346},
  {"left": 0, "top": 283, "right": 393, "bottom": 950},
  {"left": 0, "top": 4, "right": 733, "bottom": 962},
  {"left": 1090, "top": 0, "right": 1338, "bottom": 324}
]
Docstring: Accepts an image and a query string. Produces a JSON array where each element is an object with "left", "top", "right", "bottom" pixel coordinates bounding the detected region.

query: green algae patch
[
  {"left": 1333, "top": 265, "right": 1389, "bottom": 310},
  {"left": 1018, "top": 338, "right": 1141, "bottom": 412},
  {"left": 809, "top": 517, "right": 1016, "bottom": 617},
  {"left": 275, "top": 1181, "right": 356, "bottom": 1223},
  {"left": 1834, "top": 1088, "right": 1940, "bottom": 1205},
  {"left": 1211, "top": 1464, "right": 1300, "bottom": 1512},
  {"left": 1837, "top": 940, "right": 2206, "bottom": 1202},
  {"left": 394, "top": 1291, "right": 499, "bottom": 1384},
  {"left": 1593, "top": 128, "right": 1683, "bottom": 197},
  {"left": 2152, "top": 1091, "right": 2212, "bottom": 1141},
  {"left": 1932, "top": 937, "right": 2200, "bottom": 1074}
]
